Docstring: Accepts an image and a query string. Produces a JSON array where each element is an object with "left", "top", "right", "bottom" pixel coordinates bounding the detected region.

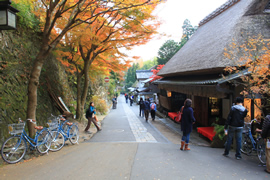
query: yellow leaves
[{"left": 224, "top": 34, "right": 270, "bottom": 96}]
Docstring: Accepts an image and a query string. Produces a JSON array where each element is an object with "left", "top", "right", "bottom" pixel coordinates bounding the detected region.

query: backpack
[
  {"left": 85, "top": 108, "right": 92, "bottom": 118},
  {"left": 151, "top": 103, "right": 155, "bottom": 110}
]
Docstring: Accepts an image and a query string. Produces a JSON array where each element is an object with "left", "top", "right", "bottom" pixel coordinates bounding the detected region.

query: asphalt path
[{"left": 0, "top": 96, "right": 269, "bottom": 180}]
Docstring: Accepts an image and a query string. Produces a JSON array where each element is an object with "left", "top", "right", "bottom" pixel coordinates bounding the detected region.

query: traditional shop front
[{"left": 155, "top": 72, "right": 262, "bottom": 127}]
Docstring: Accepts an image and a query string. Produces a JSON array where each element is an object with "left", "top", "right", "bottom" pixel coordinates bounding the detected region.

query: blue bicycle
[
  {"left": 49, "top": 115, "right": 79, "bottom": 152},
  {"left": 1, "top": 119, "right": 52, "bottom": 164},
  {"left": 241, "top": 120, "right": 266, "bottom": 164}
]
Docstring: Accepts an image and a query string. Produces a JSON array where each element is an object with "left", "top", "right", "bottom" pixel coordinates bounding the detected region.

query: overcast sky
[{"left": 125, "top": 0, "right": 228, "bottom": 61}]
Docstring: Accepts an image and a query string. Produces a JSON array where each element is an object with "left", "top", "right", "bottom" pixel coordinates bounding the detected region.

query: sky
[{"left": 125, "top": 0, "right": 228, "bottom": 61}]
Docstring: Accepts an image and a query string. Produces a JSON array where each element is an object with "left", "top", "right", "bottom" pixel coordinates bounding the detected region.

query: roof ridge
[{"left": 199, "top": 0, "right": 241, "bottom": 27}]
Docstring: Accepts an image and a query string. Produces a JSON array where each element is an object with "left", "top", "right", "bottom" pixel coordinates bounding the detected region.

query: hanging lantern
[{"left": 0, "top": 0, "right": 19, "bottom": 30}]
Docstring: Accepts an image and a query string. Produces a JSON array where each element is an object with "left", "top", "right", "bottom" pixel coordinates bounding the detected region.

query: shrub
[{"left": 91, "top": 95, "right": 109, "bottom": 115}]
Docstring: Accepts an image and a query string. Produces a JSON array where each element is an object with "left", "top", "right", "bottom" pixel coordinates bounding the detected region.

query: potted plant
[{"left": 211, "top": 118, "right": 227, "bottom": 148}]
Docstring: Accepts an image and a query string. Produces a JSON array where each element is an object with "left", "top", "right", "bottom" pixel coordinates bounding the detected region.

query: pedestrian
[
  {"left": 180, "top": 99, "right": 196, "bottom": 150},
  {"left": 139, "top": 98, "right": 145, "bottom": 117},
  {"left": 112, "top": 96, "right": 117, "bottom": 109},
  {"left": 150, "top": 101, "right": 157, "bottom": 121},
  {"left": 125, "top": 94, "right": 128, "bottom": 103},
  {"left": 261, "top": 115, "right": 270, "bottom": 174},
  {"left": 85, "top": 102, "right": 101, "bottom": 134},
  {"left": 129, "top": 95, "right": 133, "bottom": 106},
  {"left": 144, "top": 98, "right": 150, "bottom": 121},
  {"left": 223, "top": 97, "right": 247, "bottom": 159}
]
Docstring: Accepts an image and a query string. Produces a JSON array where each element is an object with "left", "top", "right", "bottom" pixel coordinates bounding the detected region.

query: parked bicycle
[
  {"left": 48, "top": 115, "right": 79, "bottom": 152},
  {"left": 1, "top": 119, "right": 52, "bottom": 164},
  {"left": 241, "top": 120, "right": 266, "bottom": 164}
]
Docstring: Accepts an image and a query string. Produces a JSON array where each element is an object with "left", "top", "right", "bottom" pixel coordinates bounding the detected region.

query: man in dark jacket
[
  {"left": 223, "top": 97, "right": 248, "bottom": 160},
  {"left": 262, "top": 115, "right": 270, "bottom": 173},
  {"left": 144, "top": 98, "right": 150, "bottom": 121}
]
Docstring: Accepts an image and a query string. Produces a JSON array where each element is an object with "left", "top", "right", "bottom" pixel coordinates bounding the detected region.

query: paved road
[{"left": 0, "top": 96, "right": 269, "bottom": 180}]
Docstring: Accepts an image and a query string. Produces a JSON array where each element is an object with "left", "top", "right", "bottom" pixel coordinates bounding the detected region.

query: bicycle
[
  {"left": 1, "top": 119, "right": 52, "bottom": 164},
  {"left": 241, "top": 120, "right": 266, "bottom": 164},
  {"left": 47, "top": 115, "right": 64, "bottom": 152},
  {"left": 49, "top": 115, "right": 79, "bottom": 152}
]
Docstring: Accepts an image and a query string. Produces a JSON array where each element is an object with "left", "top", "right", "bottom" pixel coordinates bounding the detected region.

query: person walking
[
  {"left": 139, "top": 98, "right": 145, "bottom": 117},
  {"left": 125, "top": 94, "right": 129, "bottom": 103},
  {"left": 144, "top": 98, "right": 150, "bottom": 122},
  {"left": 85, "top": 102, "right": 101, "bottom": 134},
  {"left": 180, "top": 99, "right": 196, "bottom": 150},
  {"left": 223, "top": 97, "right": 247, "bottom": 159},
  {"left": 150, "top": 101, "right": 157, "bottom": 121},
  {"left": 262, "top": 115, "right": 270, "bottom": 174},
  {"left": 112, "top": 96, "right": 117, "bottom": 109},
  {"left": 129, "top": 96, "right": 133, "bottom": 106}
]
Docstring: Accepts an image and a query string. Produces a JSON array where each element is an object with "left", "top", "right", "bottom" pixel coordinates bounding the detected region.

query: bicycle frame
[
  {"left": 246, "top": 129, "right": 257, "bottom": 149},
  {"left": 53, "top": 117, "right": 72, "bottom": 141},
  {"left": 21, "top": 129, "right": 44, "bottom": 147}
]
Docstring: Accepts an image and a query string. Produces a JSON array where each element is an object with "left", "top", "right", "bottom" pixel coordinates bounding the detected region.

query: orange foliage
[
  {"left": 150, "top": 64, "right": 164, "bottom": 82},
  {"left": 224, "top": 35, "right": 270, "bottom": 98},
  {"left": 54, "top": 0, "right": 163, "bottom": 79}
]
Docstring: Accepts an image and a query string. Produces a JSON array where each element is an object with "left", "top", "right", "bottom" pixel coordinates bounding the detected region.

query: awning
[
  {"left": 155, "top": 69, "right": 250, "bottom": 85},
  {"left": 141, "top": 78, "right": 153, "bottom": 83},
  {"left": 127, "top": 87, "right": 136, "bottom": 92},
  {"left": 136, "top": 87, "right": 150, "bottom": 92}
]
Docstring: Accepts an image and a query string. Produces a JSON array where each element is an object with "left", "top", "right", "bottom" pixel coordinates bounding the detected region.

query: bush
[
  {"left": 13, "top": 0, "right": 40, "bottom": 30},
  {"left": 91, "top": 95, "right": 109, "bottom": 115},
  {"left": 211, "top": 118, "right": 227, "bottom": 148}
]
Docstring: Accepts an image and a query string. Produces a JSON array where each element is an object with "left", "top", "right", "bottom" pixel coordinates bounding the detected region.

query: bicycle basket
[
  {"left": 47, "top": 115, "right": 58, "bottom": 124},
  {"left": 8, "top": 122, "right": 25, "bottom": 135},
  {"left": 243, "top": 122, "right": 251, "bottom": 133},
  {"left": 47, "top": 122, "right": 58, "bottom": 130}
]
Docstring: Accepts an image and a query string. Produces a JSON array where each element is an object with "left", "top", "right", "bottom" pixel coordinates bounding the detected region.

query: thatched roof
[
  {"left": 158, "top": 0, "right": 270, "bottom": 77},
  {"left": 136, "top": 70, "right": 153, "bottom": 80}
]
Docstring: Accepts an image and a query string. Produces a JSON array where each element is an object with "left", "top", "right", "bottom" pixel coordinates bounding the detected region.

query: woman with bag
[
  {"left": 176, "top": 106, "right": 184, "bottom": 123},
  {"left": 180, "top": 99, "right": 196, "bottom": 151},
  {"left": 85, "top": 102, "right": 101, "bottom": 134}
]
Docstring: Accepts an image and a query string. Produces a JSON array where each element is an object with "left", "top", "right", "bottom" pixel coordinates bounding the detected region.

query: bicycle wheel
[
  {"left": 36, "top": 130, "right": 52, "bottom": 154},
  {"left": 49, "top": 130, "right": 65, "bottom": 152},
  {"left": 69, "top": 125, "right": 79, "bottom": 144},
  {"left": 1, "top": 136, "right": 27, "bottom": 164},
  {"left": 257, "top": 138, "right": 266, "bottom": 164},
  {"left": 241, "top": 135, "right": 253, "bottom": 155}
]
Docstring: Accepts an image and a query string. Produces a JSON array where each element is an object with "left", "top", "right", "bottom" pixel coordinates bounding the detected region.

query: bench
[
  {"left": 168, "top": 112, "right": 178, "bottom": 121},
  {"left": 197, "top": 127, "right": 216, "bottom": 141}
]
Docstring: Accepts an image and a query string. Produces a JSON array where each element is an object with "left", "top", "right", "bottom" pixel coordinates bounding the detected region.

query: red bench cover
[
  {"left": 168, "top": 112, "right": 178, "bottom": 121},
  {"left": 197, "top": 127, "right": 216, "bottom": 141}
]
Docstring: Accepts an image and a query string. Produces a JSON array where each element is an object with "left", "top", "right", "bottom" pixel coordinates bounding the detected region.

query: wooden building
[{"left": 156, "top": 0, "right": 270, "bottom": 127}]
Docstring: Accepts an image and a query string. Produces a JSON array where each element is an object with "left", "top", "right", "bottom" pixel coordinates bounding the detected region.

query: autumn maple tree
[
  {"left": 150, "top": 64, "right": 164, "bottom": 82},
  {"left": 224, "top": 35, "right": 270, "bottom": 116},
  {"left": 15, "top": 0, "right": 163, "bottom": 128}
]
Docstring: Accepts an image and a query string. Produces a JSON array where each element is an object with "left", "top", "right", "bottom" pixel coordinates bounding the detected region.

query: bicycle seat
[
  {"left": 34, "top": 126, "right": 43, "bottom": 130},
  {"left": 66, "top": 122, "right": 73, "bottom": 126}
]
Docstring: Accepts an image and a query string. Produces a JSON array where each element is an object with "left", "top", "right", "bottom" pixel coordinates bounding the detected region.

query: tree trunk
[
  {"left": 80, "top": 63, "right": 90, "bottom": 118},
  {"left": 76, "top": 71, "right": 83, "bottom": 121},
  {"left": 75, "top": 61, "right": 91, "bottom": 122},
  {"left": 26, "top": 50, "right": 47, "bottom": 137}
]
